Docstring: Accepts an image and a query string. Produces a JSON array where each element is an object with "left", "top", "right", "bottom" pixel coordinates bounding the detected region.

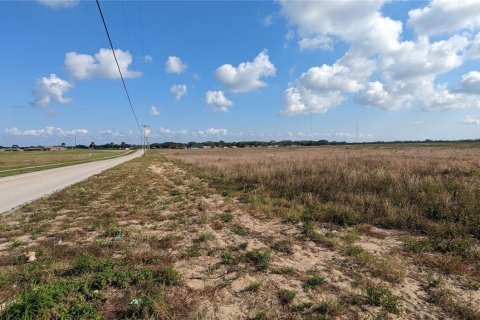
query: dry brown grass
[
  {"left": 165, "top": 145, "right": 480, "bottom": 277},
  {"left": 166, "top": 146, "right": 480, "bottom": 230}
]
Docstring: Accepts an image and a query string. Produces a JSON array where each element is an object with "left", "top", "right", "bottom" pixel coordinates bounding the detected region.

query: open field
[
  {"left": 0, "top": 149, "right": 133, "bottom": 177},
  {"left": 0, "top": 146, "right": 479, "bottom": 319}
]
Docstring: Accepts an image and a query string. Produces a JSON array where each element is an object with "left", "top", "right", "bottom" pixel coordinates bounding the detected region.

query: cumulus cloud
[
  {"left": 152, "top": 127, "right": 228, "bottom": 138},
  {"left": 165, "top": 56, "right": 187, "bottom": 74},
  {"left": 65, "top": 48, "right": 140, "bottom": 80},
  {"left": 215, "top": 50, "right": 276, "bottom": 93},
  {"left": 281, "top": 63, "right": 365, "bottom": 115},
  {"left": 298, "top": 35, "right": 332, "bottom": 51},
  {"left": 150, "top": 105, "right": 160, "bottom": 116},
  {"left": 195, "top": 128, "right": 228, "bottom": 136},
  {"left": 358, "top": 81, "right": 403, "bottom": 110},
  {"left": 281, "top": 0, "right": 401, "bottom": 55},
  {"left": 31, "top": 74, "right": 73, "bottom": 108},
  {"left": 460, "top": 115, "right": 480, "bottom": 125},
  {"left": 170, "top": 84, "right": 188, "bottom": 100},
  {"left": 280, "top": 0, "right": 480, "bottom": 114},
  {"left": 37, "top": 0, "right": 79, "bottom": 8},
  {"left": 205, "top": 90, "right": 233, "bottom": 112},
  {"left": 459, "top": 71, "right": 480, "bottom": 93},
  {"left": 408, "top": 0, "right": 480, "bottom": 36},
  {"left": 5, "top": 126, "right": 88, "bottom": 137}
]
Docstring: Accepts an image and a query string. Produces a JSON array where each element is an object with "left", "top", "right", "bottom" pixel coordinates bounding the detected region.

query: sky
[{"left": 1, "top": 0, "right": 480, "bottom": 146}]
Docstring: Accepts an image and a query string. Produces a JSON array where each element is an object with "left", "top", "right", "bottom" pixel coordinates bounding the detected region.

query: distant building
[{"left": 48, "top": 146, "right": 67, "bottom": 151}]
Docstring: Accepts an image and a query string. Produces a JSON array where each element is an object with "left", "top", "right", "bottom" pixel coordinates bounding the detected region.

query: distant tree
[
  {"left": 89, "top": 142, "right": 96, "bottom": 149},
  {"left": 60, "top": 142, "right": 66, "bottom": 147}
]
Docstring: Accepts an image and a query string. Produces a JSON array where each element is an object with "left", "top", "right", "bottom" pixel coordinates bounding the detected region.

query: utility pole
[{"left": 141, "top": 124, "right": 150, "bottom": 157}]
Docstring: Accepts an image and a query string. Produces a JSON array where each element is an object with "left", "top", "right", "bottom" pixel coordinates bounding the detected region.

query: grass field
[
  {"left": 0, "top": 146, "right": 479, "bottom": 319},
  {"left": 0, "top": 149, "right": 132, "bottom": 177}
]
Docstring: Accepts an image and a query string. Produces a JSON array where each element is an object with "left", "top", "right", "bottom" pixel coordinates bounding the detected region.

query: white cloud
[
  {"left": 96, "top": 129, "right": 123, "bottom": 138},
  {"left": 262, "top": 14, "right": 274, "bottom": 27},
  {"left": 459, "top": 71, "right": 480, "bottom": 93},
  {"left": 358, "top": 81, "right": 403, "bottom": 110},
  {"left": 468, "top": 33, "right": 480, "bottom": 59},
  {"left": 158, "top": 127, "right": 172, "bottom": 136},
  {"left": 170, "top": 84, "right": 188, "bottom": 100},
  {"left": 194, "top": 128, "right": 228, "bottom": 136},
  {"left": 407, "top": 0, "right": 480, "bottom": 36},
  {"left": 281, "top": 0, "right": 402, "bottom": 55},
  {"left": 37, "top": 0, "right": 79, "bottom": 8},
  {"left": 298, "top": 35, "right": 332, "bottom": 51},
  {"left": 281, "top": 0, "right": 480, "bottom": 113},
  {"left": 281, "top": 63, "right": 364, "bottom": 115},
  {"left": 31, "top": 74, "right": 73, "bottom": 108},
  {"left": 65, "top": 48, "right": 140, "bottom": 80},
  {"left": 413, "top": 121, "right": 425, "bottom": 126},
  {"left": 205, "top": 90, "right": 233, "bottom": 112},
  {"left": 5, "top": 126, "right": 88, "bottom": 137},
  {"left": 215, "top": 50, "right": 276, "bottom": 92},
  {"left": 150, "top": 105, "right": 160, "bottom": 116},
  {"left": 460, "top": 115, "right": 480, "bottom": 125},
  {"left": 144, "top": 55, "right": 153, "bottom": 62},
  {"left": 165, "top": 56, "right": 187, "bottom": 74}
]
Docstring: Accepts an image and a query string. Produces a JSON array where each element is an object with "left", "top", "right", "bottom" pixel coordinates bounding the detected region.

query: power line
[{"left": 95, "top": 0, "right": 142, "bottom": 136}]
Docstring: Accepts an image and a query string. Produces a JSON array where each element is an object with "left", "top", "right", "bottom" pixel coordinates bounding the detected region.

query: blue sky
[{"left": 1, "top": 0, "right": 480, "bottom": 146}]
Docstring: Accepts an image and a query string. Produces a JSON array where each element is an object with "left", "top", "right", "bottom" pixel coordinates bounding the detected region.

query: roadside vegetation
[
  {"left": 0, "top": 149, "right": 133, "bottom": 177},
  {"left": 0, "top": 145, "right": 479, "bottom": 319}
]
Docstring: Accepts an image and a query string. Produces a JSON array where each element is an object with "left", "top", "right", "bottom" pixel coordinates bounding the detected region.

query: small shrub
[
  {"left": 220, "top": 213, "right": 233, "bottom": 223},
  {"left": 60, "top": 303, "right": 102, "bottom": 320},
  {"left": 128, "top": 292, "right": 165, "bottom": 319},
  {"left": 231, "top": 225, "right": 249, "bottom": 236},
  {"left": 228, "top": 242, "right": 248, "bottom": 251},
  {"left": 271, "top": 240, "right": 293, "bottom": 254},
  {"left": 69, "top": 255, "right": 96, "bottom": 275},
  {"left": 158, "top": 267, "right": 181, "bottom": 286},
  {"left": 243, "top": 281, "right": 262, "bottom": 292},
  {"left": 103, "top": 226, "right": 128, "bottom": 239},
  {"left": 220, "top": 252, "right": 239, "bottom": 265},
  {"left": 292, "top": 301, "right": 314, "bottom": 312},
  {"left": 323, "top": 206, "right": 359, "bottom": 226},
  {"left": 366, "top": 285, "right": 400, "bottom": 314},
  {"left": 304, "top": 275, "right": 325, "bottom": 289},
  {"left": 12, "top": 239, "right": 23, "bottom": 247},
  {"left": 427, "top": 274, "right": 443, "bottom": 288},
  {"left": 184, "top": 245, "right": 201, "bottom": 257},
  {"left": 344, "top": 245, "right": 367, "bottom": 256},
  {"left": 245, "top": 250, "right": 272, "bottom": 270},
  {"left": 193, "top": 232, "right": 215, "bottom": 243},
  {"left": 271, "top": 267, "right": 295, "bottom": 275},
  {"left": 315, "top": 298, "right": 343, "bottom": 316},
  {"left": 278, "top": 289, "right": 296, "bottom": 305},
  {"left": 248, "top": 311, "right": 267, "bottom": 320}
]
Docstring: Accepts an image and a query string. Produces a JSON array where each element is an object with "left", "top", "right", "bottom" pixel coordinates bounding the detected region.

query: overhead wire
[{"left": 95, "top": 0, "right": 143, "bottom": 136}]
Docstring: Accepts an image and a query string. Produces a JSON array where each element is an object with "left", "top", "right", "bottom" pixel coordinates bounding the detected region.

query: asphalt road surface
[{"left": 0, "top": 150, "right": 143, "bottom": 215}]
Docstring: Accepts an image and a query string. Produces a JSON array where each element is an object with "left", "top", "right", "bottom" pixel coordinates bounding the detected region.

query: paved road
[{"left": 0, "top": 150, "right": 143, "bottom": 215}]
